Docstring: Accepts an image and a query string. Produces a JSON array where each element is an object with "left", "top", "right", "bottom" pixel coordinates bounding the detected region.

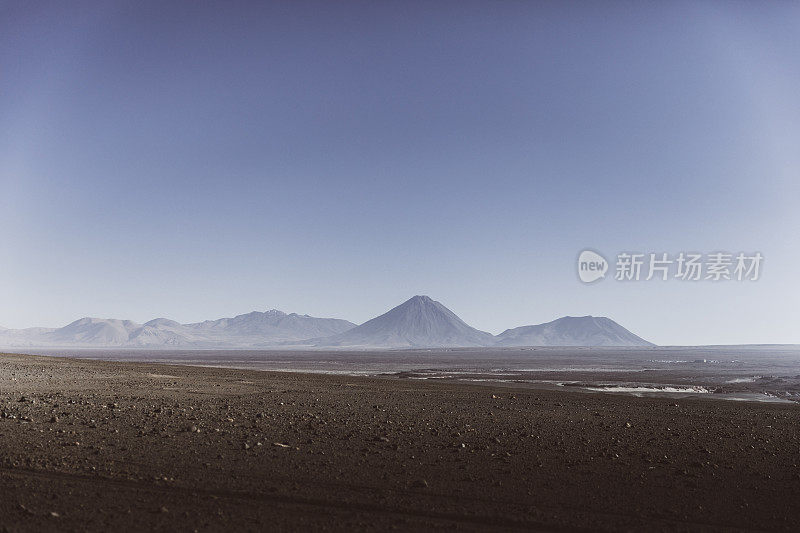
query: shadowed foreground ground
[{"left": 1, "top": 352, "right": 799, "bottom": 532}]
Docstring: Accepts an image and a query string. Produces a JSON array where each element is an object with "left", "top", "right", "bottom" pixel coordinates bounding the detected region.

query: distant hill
[
  {"left": 48, "top": 318, "right": 142, "bottom": 346},
  {"left": 494, "top": 316, "right": 653, "bottom": 347},
  {"left": 308, "top": 295, "right": 495, "bottom": 348}
]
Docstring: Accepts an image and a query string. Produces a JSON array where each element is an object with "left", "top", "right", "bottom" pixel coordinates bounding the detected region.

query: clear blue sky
[{"left": 1, "top": 1, "right": 799, "bottom": 344}]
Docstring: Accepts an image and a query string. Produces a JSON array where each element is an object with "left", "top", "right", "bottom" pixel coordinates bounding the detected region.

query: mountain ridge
[{"left": 0, "top": 310, "right": 357, "bottom": 348}]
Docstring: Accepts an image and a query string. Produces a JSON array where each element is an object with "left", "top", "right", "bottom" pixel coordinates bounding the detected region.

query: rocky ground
[{"left": 1, "top": 352, "right": 799, "bottom": 532}]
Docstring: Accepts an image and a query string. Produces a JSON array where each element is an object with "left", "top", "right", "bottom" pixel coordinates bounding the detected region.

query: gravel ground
[{"left": 1, "top": 352, "right": 799, "bottom": 532}]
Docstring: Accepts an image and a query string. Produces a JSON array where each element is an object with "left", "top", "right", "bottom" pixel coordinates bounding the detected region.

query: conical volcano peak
[{"left": 310, "top": 295, "right": 495, "bottom": 348}]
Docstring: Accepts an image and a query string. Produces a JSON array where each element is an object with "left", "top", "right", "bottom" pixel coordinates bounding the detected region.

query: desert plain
[{"left": 1, "top": 352, "right": 799, "bottom": 532}]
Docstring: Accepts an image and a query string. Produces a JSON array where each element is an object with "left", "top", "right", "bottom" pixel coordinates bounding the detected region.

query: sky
[{"left": 1, "top": 1, "right": 799, "bottom": 345}]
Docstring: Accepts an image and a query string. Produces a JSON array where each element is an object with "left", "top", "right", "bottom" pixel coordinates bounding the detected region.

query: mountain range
[
  {"left": 0, "top": 311, "right": 356, "bottom": 348},
  {"left": 0, "top": 295, "right": 653, "bottom": 349}
]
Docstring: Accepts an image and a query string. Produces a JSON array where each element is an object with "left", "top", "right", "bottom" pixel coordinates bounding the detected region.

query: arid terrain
[{"left": 1, "top": 352, "right": 799, "bottom": 532}]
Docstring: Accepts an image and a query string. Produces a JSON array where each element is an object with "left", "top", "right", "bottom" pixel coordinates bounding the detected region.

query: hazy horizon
[
  {"left": 1, "top": 294, "right": 797, "bottom": 347},
  {"left": 2, "top": 2, "right": 799, "bottom": 345}
]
